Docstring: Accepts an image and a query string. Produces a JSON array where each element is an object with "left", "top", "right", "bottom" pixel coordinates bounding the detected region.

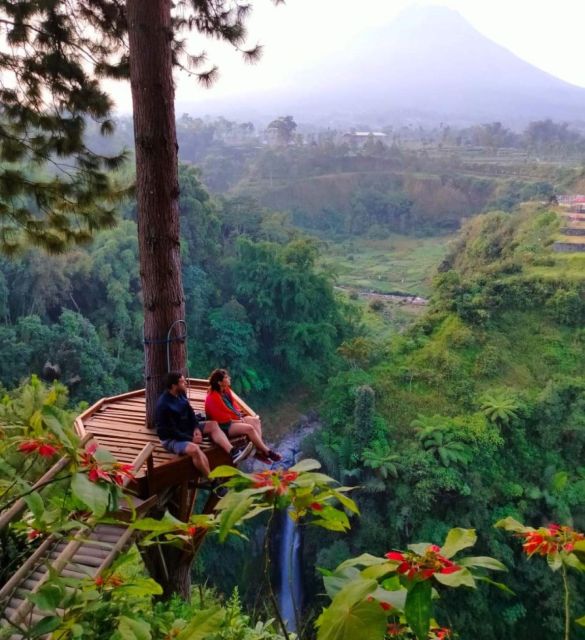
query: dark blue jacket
[{"left": 155, "top": 391, "right": 201, "bottom": 441}]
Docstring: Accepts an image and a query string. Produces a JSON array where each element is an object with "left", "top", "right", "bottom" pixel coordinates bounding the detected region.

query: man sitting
[{"left": 155, "top": 372, "right": 251, "bottom": 477}]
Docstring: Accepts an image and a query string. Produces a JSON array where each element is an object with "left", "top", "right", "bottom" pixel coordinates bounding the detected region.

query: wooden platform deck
[
  {"left": 74, "top": 378, "right": 255, "bottom": 497},
  {"left": 0, "top": 380, "right": 252, "bottom": 635}
]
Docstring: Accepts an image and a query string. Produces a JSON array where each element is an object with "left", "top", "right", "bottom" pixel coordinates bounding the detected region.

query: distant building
[
  {"left": 558, "top": 195, "right": 585, "bottom": 213},
  {"left": 343, "top": 131, "right": 388, "bottom": 147}
]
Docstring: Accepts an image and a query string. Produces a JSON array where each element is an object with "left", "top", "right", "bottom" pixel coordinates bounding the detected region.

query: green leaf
[
  {"left": 319, "top": 505, "right": 350, "bottom": 528},
  {"left": 217, "top": 495, "right": 257, "bottom": 542},
  {"left": 29, "top": 616, "right": 62, "bottom": 638},
  {"left": 576, "top": 615, "right": 585, "bottom": 627},
  {"left": 408, "top": 543, "right": 432, "bottom": 555},
  {"left": 117, "top": 578, "right": 163, "bottom": 598},
  {"left": 370, "top": 586, "right": 407, "bottom": 611},
  {"left": 331, "top": 489, "right": 360, "bottom": 515},
  {"left": 316, "top": 577, "right": 386, "bottom": 640},
  {"left": 209, "top": 465, "right": 246, "bottom": 479},
  {"left": 475, "top": 576, "right": 515, "bottom": 595},
  {"left": 547, "top": 552, "right": 562, "bottom": 571},
  {"left": 458, "top": 556, "right": 507, "bottom": 572},
  {"left": 336, "top": 554, "right": 388, "bottom": 573},
  {"left": 94, "top": 450, "right": 117, "bottom": 467},
  {"left": 362, "top": 562, "right": 396, "bottom": 580},
  {"left": 71, "top": 472, "right": 109, "bottom": 517},
  {"left": 293, "top": 472, "right": 337, "bottom": 487},
  {"left": 290, "top": 458, "right": 322, "bottom": 473},
  {"left": 41, "top": 405, "right": 73, "bottom": 447},
  {"left": 310, "top": 518, "right": 350, "bottom": 532},
  {"left": 440, "top": 528, "right": 477, "bottom": 559},
  {"left": 132, "top": 513, "right": 185, "bottom": 533},
  {"left": 24, "top": 491, "right": 44, "bottom": 521},
  {"left": 117, "top": 615, "right": 151, "bottom": 640},
  {"left": 323, "top": 567, "right": 361, "bottom": 599},
  {"left": 434, "top": 567, "right": 476, "bottom": 588},
  {"left": 404, "top": 580, "right": 432, "bottom": 640},
  {"left": 28, "top": 583, "right": 64, "bottom": 613},
  {"left": 176, "top": 607, "right": 225, "bottom": 640},
  {"left": 494, "top": 517, "right": 526, "bottom": 533}
]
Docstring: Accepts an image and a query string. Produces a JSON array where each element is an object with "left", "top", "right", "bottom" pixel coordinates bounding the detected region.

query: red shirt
[{"left": 205, "top": 389, "right": 242, "bottom": 423}]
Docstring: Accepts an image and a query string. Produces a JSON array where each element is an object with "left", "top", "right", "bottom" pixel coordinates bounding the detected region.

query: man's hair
[
  {"left": 209, "top": 368, "right": 229, "bottom": 392},
  {"left": 165, "top": 371, "right": 183, "bottom": 390}
]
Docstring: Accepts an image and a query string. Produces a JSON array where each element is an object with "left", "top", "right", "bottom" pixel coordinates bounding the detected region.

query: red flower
[
  {"left": 187, "top": 526, "right": 199, "bottom": 536},
  {"left": 81, "top": 445, "right": 135, "bottom": 486},
  {"left": 95, "top": 574, "right": 123, "bottom": 588},
  {"left": 519, "top": 524, "right": 584, "bottom": 558},
  {"left": 282, "top": 471, "right": 299, "bottom": 483},
  {"left": 433, "top": 628, "right": 452, "bottom": 639},
  {"left": 386, "top": 622, "right": 407, "bottom": 637},
  {"left": 27, "top": 529, "right": 41, "bottom": 541},
  {"left": 310, "top": 502, "right": 324, "bottom": 512},
  {"left": 108, "top": 574, "right": 124, "bottom": 587},
  {"left": 252, "top": 469, "right": 299, "bottom": 495},
  {"left": 19, "top": 439, "right": 60, "bottom": 457},
  {"left": 38, "top": 443, "right": 59, "bottom": 457},
  {"left": 19, "top": 441, "right": 39, "bottom": 454},
  {"left": 88, "top": 466, "right": 111, "bottom": 483},
  {"left": 379, "top": 601, "right": 393, "bottom": 611},
  {"left": 385, "top": 545, "right": 461, "bottom": 581}
]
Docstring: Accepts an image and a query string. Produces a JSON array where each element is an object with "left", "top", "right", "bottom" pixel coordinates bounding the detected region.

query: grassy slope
[{"left": 369, "top": 207, "right": 585, "bottom": 429}]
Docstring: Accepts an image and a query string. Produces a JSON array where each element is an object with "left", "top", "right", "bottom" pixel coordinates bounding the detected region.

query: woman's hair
[{"left": 209, "top": 368, "right": 229, "bottom": 392}]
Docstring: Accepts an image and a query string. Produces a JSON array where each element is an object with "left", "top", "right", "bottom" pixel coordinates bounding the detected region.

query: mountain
[{"left": 186, "top": 5, "right": 585, "bottom": 127}]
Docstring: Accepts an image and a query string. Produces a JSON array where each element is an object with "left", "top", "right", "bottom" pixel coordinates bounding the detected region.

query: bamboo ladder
[{"left": 0, "top": 440, "right": 157, "bottom": 638}]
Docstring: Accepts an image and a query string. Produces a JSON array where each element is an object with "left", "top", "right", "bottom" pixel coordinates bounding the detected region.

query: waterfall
[
  {"left": 244, "top": 422, "right": 318, "bottom": 635},
  {"left": 278, "top": 508, "right": 302, "bottom": 633},
  {"left": 272, "top": 424, "right": 316, "bottom": 634}
]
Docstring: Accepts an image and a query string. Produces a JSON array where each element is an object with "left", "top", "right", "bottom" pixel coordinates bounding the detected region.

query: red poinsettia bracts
[
  {"left": 95, "top": 573, "right": 124, "bottom": 589},
  {"left": 80, "top": 443, "right": 136, "bottom": 485},
  {"left": 252, "top": 469, "right": 299, "bottom": 495},
  {"left": 385, "top": 545, "right": 461, "bottom": 581},
  {"left": 19, "top": 439, "right": 61, "bottom": 457},
  {"left": 386, "top": 622, "right": 408, "bottom": 637},
  {"left": 518, "top": 524, "right": 585, "bottom": 557}
]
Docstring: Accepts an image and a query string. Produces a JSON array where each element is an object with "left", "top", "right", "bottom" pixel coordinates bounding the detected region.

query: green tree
[
  {"left": 207, "top": 299, "right": 263, "bottom": 393},
  {"left": 353, "top": 385, "right": 376, "bottom": 452},
  {"left": 480, "top": 392, "right": 520, "bottom": 426},
  {"left": 267, "top": 116, "right": 297, "bottom": 146}
]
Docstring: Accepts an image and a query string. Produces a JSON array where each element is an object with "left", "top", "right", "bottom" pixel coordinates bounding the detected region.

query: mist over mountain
[{"left": 184, "top": 5, "right": 585, "bottom": 127}]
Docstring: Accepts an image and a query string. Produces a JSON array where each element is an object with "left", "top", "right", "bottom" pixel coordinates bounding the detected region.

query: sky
[{"left": 111, "top": 0, "right": 585, "bottom": 113}]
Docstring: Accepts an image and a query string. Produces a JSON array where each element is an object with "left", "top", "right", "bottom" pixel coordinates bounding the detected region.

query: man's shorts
[{"left": 161, "top": 439, "right": 191, "bottom": 455}]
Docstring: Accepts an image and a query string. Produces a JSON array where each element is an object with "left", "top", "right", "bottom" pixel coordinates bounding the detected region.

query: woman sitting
[{"left": 205, "top": 369, "right": 281, "bottom": 463}]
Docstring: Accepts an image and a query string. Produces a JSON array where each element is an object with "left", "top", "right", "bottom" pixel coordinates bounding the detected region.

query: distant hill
[{"left": 188, "top": 6, "right": 585, "bottom": 127}]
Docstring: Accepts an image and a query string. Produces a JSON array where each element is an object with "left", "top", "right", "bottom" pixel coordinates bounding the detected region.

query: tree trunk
[
  {"left": 140, "top": 486, "right": 218, "bottom": 598},
  {"left": 127, "top": 0, "right": 186, "bottom": 430}
]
